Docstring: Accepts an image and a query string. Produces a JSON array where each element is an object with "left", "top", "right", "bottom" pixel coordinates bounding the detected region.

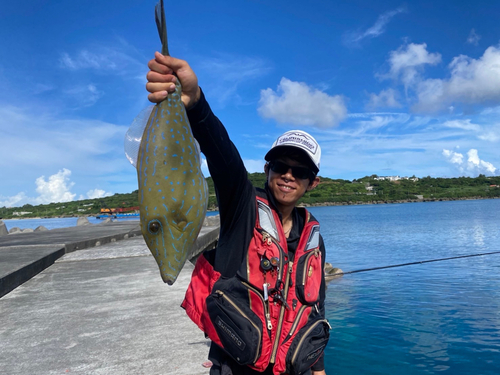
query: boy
[{"left": 146, "top": 52, "right": 329, "bottom": 375}]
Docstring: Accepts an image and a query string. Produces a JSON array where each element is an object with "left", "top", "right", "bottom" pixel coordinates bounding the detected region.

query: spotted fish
[{"left": 135, "top": 0, "right": 208, "bottom": 285}]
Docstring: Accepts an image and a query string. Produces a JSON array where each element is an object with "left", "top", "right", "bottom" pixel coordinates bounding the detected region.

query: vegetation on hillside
[
  {"left": 301, "top": 174, "right": 500, "bottom": 205},
  {"left": 1, "top": 174, "right": 499, "bottom": 219}
]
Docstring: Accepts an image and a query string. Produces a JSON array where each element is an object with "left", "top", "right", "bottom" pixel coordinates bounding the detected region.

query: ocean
[
  {"left": 3, "top": 200, "right": 499, "bottom": 374},
  {"left": 1, "top": 210, "right": 220, "bottom": 231},
  {"left": 309, "top": 199, "right": 500, "bottom": 375}
]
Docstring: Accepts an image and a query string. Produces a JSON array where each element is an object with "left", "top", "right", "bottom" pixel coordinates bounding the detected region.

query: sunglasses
[{"left": 268, "top": 160, "right": 315, "bottom": 180}]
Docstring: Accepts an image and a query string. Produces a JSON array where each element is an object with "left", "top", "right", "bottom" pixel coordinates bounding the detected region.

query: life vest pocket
[
  {"left": 295, "top": 248, "right": 322, "bottom": 305},
  {"left": 285, "top": 318, "right": 330, "bottom": 375},
  {"left": 206, "top": 280, "right": 263, "bottom": 366}
]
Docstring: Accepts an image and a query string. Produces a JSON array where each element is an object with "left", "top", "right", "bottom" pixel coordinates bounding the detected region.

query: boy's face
[{"left": 265, "top": 156, "right": 320, "bottom": 211}]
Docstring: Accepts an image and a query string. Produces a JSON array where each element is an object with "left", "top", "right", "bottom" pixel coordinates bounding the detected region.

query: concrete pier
[
  {"left": 0, "top": 221, "right": 143, "bottom": 298},
  {"left": 0, "top": 221, "right": 219, "bottom": 375}
]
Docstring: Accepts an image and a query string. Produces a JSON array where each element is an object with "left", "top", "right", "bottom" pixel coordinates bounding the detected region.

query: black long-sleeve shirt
[{"left": 187, "top": 89, "right": 326, "bottom": 373}]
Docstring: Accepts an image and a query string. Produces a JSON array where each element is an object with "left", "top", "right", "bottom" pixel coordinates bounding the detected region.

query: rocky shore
[
  {"left": 324, "top": 262, "right": 343, "bottom": 282},
  {"left": 302, "top": 195, "right": 500, "bottom": 208}
]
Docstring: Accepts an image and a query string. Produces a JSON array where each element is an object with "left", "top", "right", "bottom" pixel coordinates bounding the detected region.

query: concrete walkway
[
  {"left": 1, "top": 234, "right": 214, "bottom": 375},
  {"left": 0, "top": 221, "right": 144, "bottom": 298}
]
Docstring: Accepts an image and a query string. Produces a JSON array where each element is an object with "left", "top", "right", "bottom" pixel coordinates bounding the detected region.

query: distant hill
[{"left": 1, "top": 173, "right": 499, "bottom": 219}]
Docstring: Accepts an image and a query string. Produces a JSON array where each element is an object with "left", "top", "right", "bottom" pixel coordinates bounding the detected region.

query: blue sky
[{"left": 1, "top": 0, "right": 500, "bottom": 207}]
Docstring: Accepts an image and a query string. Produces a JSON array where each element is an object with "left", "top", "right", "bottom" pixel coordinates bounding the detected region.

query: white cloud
[
  {"left": 467, "top": 29, "right": 481, "bottom": 46},
  {"left": 466, "top": 149, "right": 497, "bottom": 175},
  {"left": 1, "top": 169, "right": 79, "bottom": 207},
  {"left": 34, "top": 169, "right": 76, "bottom": 204},
  {"left": 58, "top": 43, "right": 146, "bottom": 81},
  {"left": 378, "top": 43, "right": 500, "bottom": 113},
  {"left": 64, "top": 84, "right": 104, "bottom": 107},
  {"left": 0, "top": 104, "right": 133, "bottom": 205},
  {"left": 59, "top": 53, "right": 78, "bottom": 70},
  {"left": 442, "top": 148, "right": 497, "bottom": 176},
  {"left": 442, "top": 149, "right": 464, "bottom": 165},
  {"left": 445, "top": 46, "right": 500, "bottom": 102},
  {"left": 200, "top": 55, "right": 266, "bottom": 83},
  {"left": 386, "top": 43, "right": 442, "bottom": 91},
  {"left": 356, "top": 115, "right": 401, "bottom": 133},
  {"left": 258, "top": 78, "right": 347, "bottom": 128},
  {"left": 477, "top": 131, "right": 500, "bottom": 142},
  {"left": 442, "top": 119, "right": 481, "bottom": 132},
  {"left": 0, "top": 170, "right": 117, "bottom": 207},
  {"left": 84, "top": 189, "right": 113, "bottom": 200},
  {"left": 480, "top": 106, "right": 500, "bottom": 116},
  {"left": 0, "top": 193, "right": 28, "bottom": 208},
  {"left": 403, "top": 45, "right": 500, "bottom": 112},
  {"left": 60, "top": 50, "right": 118, "bottom": 71},
  {"left": 413, "top": 78, "right": 445, "bottom": 113},
  {"left": 290, "top": 106, "right": 499, "bottom": 180},
  {"left": 0, "top": 105, "right": 126, "bottom": 169},
  {"left": 367, "top": 88, "right": 401, "bottom": 109},
  {"left": 343, "top": 7, "right": 406, "bottom": 45}
]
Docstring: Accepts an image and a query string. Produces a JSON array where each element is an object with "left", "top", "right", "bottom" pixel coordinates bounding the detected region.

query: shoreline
[
  {"left": 300, "top": 195, "right": 500, "bottom": 208},
  {"left": 2, "top": 197, "right": 498, "bottom": 220}
]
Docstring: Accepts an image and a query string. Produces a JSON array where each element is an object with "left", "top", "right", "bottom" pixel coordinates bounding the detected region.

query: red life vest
[{"left": 182, "top": 196, "right": 330, "bottom": 375}]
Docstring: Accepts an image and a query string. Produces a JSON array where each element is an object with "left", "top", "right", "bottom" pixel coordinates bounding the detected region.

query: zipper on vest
[
  {"left": 242, "top": 281, "right": 273, "bottom": 332},
  {"left": 270, "top": 260, "right": 293, "bottom": 364},
  {"left": 281, "top": 305, "right": 310, "bottom": 346},
  {"left": 261, "top": 231, "right": 273, "bottom": 246},
  {"left": 301, "top": 248, "right": 320, "bottom": 286},
  {"left": 290, "top": 319, "right": 328, "bottom": 366},
  {"left": 215, "top": 290, "right": 262, "bottom": 364}
]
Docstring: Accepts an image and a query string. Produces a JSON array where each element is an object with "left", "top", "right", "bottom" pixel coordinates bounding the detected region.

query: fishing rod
[{"left": 341, "top": 250, "right": 500, "bottom": 275}]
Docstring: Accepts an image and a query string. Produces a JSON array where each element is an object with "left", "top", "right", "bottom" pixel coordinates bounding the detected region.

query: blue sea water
[
  {"left": 2, "top": 210, "right": 220, "bottom": 231},
  {"left": 2, "top": 216, "right": 106, "bottom": 230},
  {"left": 2, "top": 216, "right": 123, "bottom": 230},
  {"left": 309, "top": 199, "right": 500, "bottom": 375}
]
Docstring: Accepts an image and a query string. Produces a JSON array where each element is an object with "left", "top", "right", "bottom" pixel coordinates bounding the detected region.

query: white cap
[{"left": 265, "top": 130, "right": 321, "bottom": 173}]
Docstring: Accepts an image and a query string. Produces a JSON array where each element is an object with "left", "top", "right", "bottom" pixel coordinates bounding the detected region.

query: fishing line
[{"left": 341, "top": 250, "right": 500, "bottom": 275}]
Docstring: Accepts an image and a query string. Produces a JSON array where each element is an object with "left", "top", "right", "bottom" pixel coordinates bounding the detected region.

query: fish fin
[
  {"left": 155, "top": 0, "right": 169, "bottom": 56},
  {"left": 124, "top": 105, "right": 155, "bottom": 168}
]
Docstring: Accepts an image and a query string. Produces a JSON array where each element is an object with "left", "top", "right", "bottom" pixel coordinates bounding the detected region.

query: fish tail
[{"left": 155, "top": 0, "right": 169, "bottom": 56}]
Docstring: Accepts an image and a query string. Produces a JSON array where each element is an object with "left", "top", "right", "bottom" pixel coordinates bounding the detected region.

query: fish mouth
[{"left": 161, "top": 272, "right": 179, "bottom": 285}]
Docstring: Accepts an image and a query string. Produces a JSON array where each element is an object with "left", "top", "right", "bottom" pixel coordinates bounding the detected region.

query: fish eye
[{"left": 148, "top": 221, "right": 161, "bottom": 233}]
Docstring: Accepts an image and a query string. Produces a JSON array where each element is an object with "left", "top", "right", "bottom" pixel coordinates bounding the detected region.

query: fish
[{"left": 129, "top": 0, "right": 208, "bottom": 285}]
